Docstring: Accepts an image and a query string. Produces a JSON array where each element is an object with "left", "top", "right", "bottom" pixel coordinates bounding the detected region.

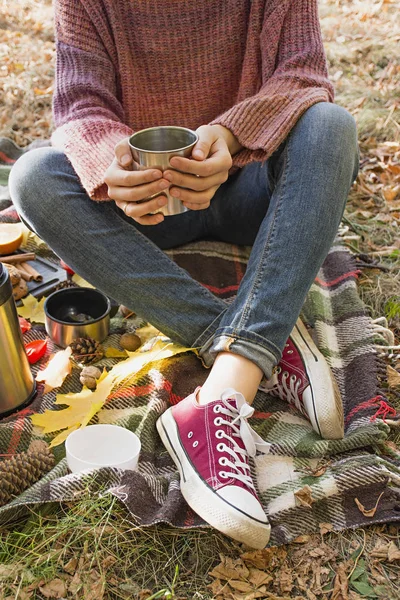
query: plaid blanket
[{"left": 1, "top": 138, "right": 400, "bottom": 545}]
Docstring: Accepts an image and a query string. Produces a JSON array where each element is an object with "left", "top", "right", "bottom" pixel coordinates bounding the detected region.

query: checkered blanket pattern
[{"left": 1, "top": 138, "right": 399, "bottom": 545}]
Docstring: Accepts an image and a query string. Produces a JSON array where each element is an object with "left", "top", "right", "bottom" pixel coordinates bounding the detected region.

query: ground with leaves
[{"left": 0, "top": 1, "right": 399, "bottom": 599}]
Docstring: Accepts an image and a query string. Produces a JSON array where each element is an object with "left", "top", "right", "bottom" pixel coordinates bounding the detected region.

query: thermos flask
[{"left": 0, "top": 263, "right": 36, "bottom": 416}]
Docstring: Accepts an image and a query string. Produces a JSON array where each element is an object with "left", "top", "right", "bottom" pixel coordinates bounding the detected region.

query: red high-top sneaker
[
  {"left": 156, "top": 388, "right": 271, "bottom": 549},
  {"left": 259, "top": 319, "right": 344, "bottom": 439}
]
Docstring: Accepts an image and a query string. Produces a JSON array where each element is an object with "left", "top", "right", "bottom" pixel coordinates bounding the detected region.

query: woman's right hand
[{"left": 104, "top": 138, "right": 170, "bottom": 225}]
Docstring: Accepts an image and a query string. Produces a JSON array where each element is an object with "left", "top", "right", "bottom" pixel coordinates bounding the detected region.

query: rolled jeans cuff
[{"left": 196, "top": 326, "right": 280, "bottom": 379}]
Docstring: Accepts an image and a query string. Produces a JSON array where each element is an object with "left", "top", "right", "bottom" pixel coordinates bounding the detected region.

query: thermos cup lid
[{"left": 0, "top": 262, "right": 11, "bottom": 307}]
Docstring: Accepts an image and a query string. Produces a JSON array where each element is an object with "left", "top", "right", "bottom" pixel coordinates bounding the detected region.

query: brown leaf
[
  {"left": 278, "top": 565, "right": 293, "bottom": 593},
  {"left": 63, "top": 557, "right": 78, "bottom": 575},
  {"left": 292, "top": 534, "right": 311, "bottom": 543},
  {"left": 294, "top": 485, "right": 315, "bottom": 508},
  {"left": 68, "top": 571, "right": 82, "bottom": 595},
  {"left": 209, "top": 555, "right": 249, "bottom": 581},
  {"left": 229, "top": 579, "right": 254, "bottom": 593},
  {"left": 39, "top": 579, "right": 67, "bottom": 598},
  {"left": 382, "top": 186, "right": 399, "bottom": 202},
  {"left": 207, "top": 578, "right": 228, "bottom": 597},
  {"left": 387, "top": 365, "right": 400, "bottom": 387},
  {"left": 331, "top": 563, "right": 349, "bottom": 600},
  {"left": 84, "top": 577, "right": 105, "bottom": 600},
  {"left": 247, "top": 568, "right": 273, "bottom": 588},
  {"left": 241, "top": 547, "right": 287, "bottom": 570},
  {"left": 319, "top": 522, "right": 334, "bottom": 535},
  {"left": 387, "top": 541, "right": 400, "bottom": 562},
  {"left": 354, "top": 491, "right": 384, "bottom": 517},
  {"left": 102, "top": 555, "right": 117, "bottom": 570}
]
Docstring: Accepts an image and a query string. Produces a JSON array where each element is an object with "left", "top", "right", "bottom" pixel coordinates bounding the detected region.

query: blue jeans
[{"left": 9, "top": 103, "right": 359, "bottom": 379}]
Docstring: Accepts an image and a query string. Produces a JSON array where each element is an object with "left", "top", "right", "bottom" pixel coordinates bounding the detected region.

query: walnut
[
  {"left": 120, "top": 332, "right": 141, "bottom": 352},
  {"left": 12, "top": 278, "right": 28, "bottom": 300},
  {"left": 79, "top": 365, "right": 102, "bottom": 389},
  {"left": 3, "top": 263, "right": 21, "bottom": 286}
]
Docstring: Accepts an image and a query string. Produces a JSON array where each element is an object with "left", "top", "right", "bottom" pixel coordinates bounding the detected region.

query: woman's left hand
[{"left": 163, "top": 124, "right": 242, "bottom": 211}]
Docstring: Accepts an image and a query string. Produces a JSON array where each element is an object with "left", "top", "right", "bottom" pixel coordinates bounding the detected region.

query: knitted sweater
[{"left": 52, "top": 0, "right": 334, "bottom": 201}]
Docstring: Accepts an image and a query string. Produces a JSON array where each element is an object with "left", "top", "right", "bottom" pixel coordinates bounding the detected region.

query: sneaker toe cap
[{"left": 217, "top": 486, "right": 268, "bottom": 523}]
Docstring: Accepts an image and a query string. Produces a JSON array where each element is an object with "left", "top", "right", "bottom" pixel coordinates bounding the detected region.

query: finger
[
  {"left": 163, "top": 168, "right": 228, "bottom": 191},
  {"left": 173, "top": 185, "right": 220, "bottom": 208},
  {"left": 191, "top": 125, "right": 215, "bottom": 161},
  {"left": 114, "top": 138, "right": 133, "bottom": 168},
  {"left": 107, "top": 176, "right": 169, "bottom": 203},
  {"left": 170, "top": 140, "right": 232, "bottom": 177},
  {"left": 134, "top": 213, "right": 165, "bottom": 226},
  {"left": 116, "top": 194, "right": 168, "bottom": 218},
  {"left": 105, "top": 160, "right": 163, "bottom": 188}
]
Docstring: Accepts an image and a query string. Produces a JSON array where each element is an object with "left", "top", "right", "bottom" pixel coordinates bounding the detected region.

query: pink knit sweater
[{"left": 51, "top": 0, "right": 334, "bottom": 201}]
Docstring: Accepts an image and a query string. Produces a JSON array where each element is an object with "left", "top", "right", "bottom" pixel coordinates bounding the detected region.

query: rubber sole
[
  {"left": 290, "top": 319, "right": 344, "bottom": 440},
  {"left": 157, "top": 408, "right": 271, "bottom": 549}
]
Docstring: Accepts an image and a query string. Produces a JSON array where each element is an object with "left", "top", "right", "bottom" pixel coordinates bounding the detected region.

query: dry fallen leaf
[
  {"left": 240, "top": 547, "right": 287, "bottom": 570},
  {"left": 294, "top": 485, "right": 315, "bottom": 508},
  {"left": 63, "top": 557, "right": 78, "bottom": 575},
  {"left": 331, "top": 563, "right": 349, "bottom": 600},
  {"left": 39, "top": 579, "right": 67, "bottom": 599},
  {"left": 293, "top": 535, "right": 311, "bottom": 544},
  {"left": 387, "top": 541, "right": 400, "bottom": 562},
  {"left": 209, "top": 555, "right": 250, "bottom": 581},
  {"left": 319, "top": 522, "right": 334, "bottom": 535},
  {"left": 387, "top": 365, "right": 400, "bottom": 387},
  {"left": 36, "top": 347, "right": 72, "bottom": 393},
  {"left": 354, "top": 491, "right": 384, "bottom": 517}
]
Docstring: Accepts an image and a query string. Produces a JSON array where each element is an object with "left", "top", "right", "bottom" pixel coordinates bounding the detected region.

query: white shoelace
[
  {"left": 215, "top": 389, "right": 271, "bottom": 489},
  {"left": 259, "top": 371, "right": 304, "bottom": 413}
]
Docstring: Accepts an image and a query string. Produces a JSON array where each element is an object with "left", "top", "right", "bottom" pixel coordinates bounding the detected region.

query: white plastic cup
[{"left": 65, "top": 424, "right": 141, "bottom": 473}]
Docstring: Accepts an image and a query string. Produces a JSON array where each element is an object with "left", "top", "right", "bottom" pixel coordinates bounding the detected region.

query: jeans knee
[
  {"left": 9, "top": 147, "right": 68, "bottom": 224},
  {"left": 300, "top": 102, "right": 359, "bottom": 179}
]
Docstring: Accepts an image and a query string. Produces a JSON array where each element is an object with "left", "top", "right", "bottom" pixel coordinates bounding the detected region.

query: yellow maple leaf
[
  {"left": 71, "top": 274, "right": 94, "bottom": 288},
  {"left": 32, "top": 369, "right": 112, "bottom": 447},
  {"left": 31, "top": 342, "right": 193, "bottom": 447},
  {"left": 17, "top": 294, "right": 46, "bottom": 323},
  {"left": 104, "top": 347, "right": 128, "bottom": 358}
]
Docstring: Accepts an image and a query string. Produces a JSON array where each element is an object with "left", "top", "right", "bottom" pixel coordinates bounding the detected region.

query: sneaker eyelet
[
  {"left": 213, "top": 405, "right": 221, "bottom": 413},
  {"left": 192, "top": 441, "right": 199, "bottom": 448},
  {"left": 215, "top": 430, "right": 224, "bottom": 439},
  {"left": 290, "top": 374, "right": 297, "bottom": 382},
  {"left": 214, "top": 417, "right": 223, "bottom": 426},
  {"left": 287, "top": 350, "right": 294, "bottom": 354},
  {"left": 187, "top": 431, "right": 193, "bottom": 439},
  {"left": 285, "top": 343, "right": 289, "bottom": 348},
  {"left": 216, "top": 443, "right": 225, "bottom": 452},
  {"left": 219, "top": 471, "right": 228, "bottom": 479},
  {"left": 276, "top": 366, "right": 282, "bottom": 374},
  {"left": 219, "top": 457, "right": 228, "bottom": 466}
]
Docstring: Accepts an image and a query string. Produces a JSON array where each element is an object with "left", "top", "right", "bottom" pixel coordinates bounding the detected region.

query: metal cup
[{"left": 129, "top": 126, "right": 198, "bottom": 216}]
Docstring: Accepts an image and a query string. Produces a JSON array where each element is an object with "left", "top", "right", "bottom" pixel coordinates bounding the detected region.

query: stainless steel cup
[
  {"left": 44, "top": 288, "right": 111, "bottom": 348},
  {"left": 129, "top": 126, "right": 198, "bottom": 216}
]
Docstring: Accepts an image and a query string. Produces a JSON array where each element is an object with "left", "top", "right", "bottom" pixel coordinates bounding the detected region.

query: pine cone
[
  {"left": 0, "top": 443, "right": 55, "bottom": 507},
  {"left": 69, "top": 337, "right": 104, "bottom": 364}
]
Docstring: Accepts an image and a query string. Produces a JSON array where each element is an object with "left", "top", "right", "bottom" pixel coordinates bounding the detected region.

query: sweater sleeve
[
  {"left": 209, "top": 0, "right": 334, "bottom": 167},
  {"left": 51, "top": 2, "right": 132, "bottom": 200}
]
